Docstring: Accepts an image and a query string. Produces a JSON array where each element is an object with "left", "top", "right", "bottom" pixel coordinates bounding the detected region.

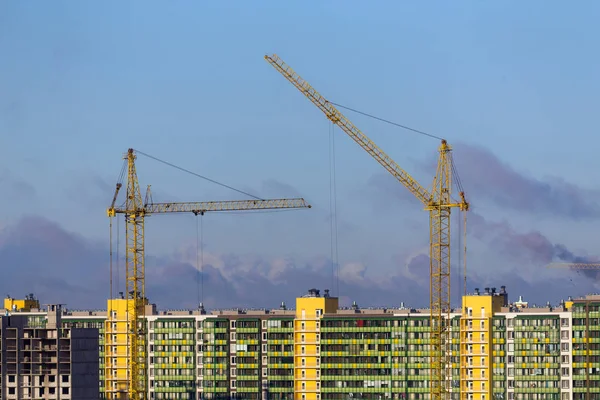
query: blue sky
[{"left": 1, "top": 1, "right": 600, "bottom": 309}]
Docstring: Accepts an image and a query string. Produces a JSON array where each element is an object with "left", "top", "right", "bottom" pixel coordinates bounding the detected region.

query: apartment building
[
  {"left": 5, "top": 287, "right": 600, "bottom": 400},
  {"left": 0, "top": 301, "right": 99, "bottom": 399}
]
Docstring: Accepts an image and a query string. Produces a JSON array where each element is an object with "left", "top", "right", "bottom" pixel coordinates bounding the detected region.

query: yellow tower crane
[
  {"left": 105, "top": 148, "right": 312, "bottom": 400},
  {"left": 265, "top": 54, "right": 469, "bottom": 400}
]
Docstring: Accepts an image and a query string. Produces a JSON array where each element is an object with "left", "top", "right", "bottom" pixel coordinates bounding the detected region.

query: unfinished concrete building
[{"left": 0, "top": 303, "right": 100, "bottom": 399}]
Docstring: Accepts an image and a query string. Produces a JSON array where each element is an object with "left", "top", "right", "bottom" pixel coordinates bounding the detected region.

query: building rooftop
[{"left": 4, "top": 286, "right": 596, "bottom": 317}]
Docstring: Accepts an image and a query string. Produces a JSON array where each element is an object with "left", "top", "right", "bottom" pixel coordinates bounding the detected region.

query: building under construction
[
  {"left": 3, "top": 287, "right": 597, "bottom": 400},
  {"left": 0, "top": 298, "right": 99, "bottom": 399}
]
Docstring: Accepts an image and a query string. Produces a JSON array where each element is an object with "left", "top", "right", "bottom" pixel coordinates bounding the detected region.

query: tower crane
[
  {"left": 264, "top": 54, "right": 469, "bottom": 400},
  {"left": 106, "top": 148, "right": 312, "bottom": 400},
  {"left": 547, "top": 263, "right": 600, "bottom": 270}
]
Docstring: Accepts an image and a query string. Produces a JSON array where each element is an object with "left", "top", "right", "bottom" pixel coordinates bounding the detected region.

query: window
[
  {"left": 301, "top": 334, "right": 305, "bottom": 342},
  {"left": 262, "top": 332, "right": 267, "bottom": 341},
  {"left": 231, "top": 356, "right": 236, "bottom": 365},
  {"left": 231, "top": 320, "right": 236, "bottom": 329},
  {"left": 301, "top": 346, "right": 305, "bottom": 354}
]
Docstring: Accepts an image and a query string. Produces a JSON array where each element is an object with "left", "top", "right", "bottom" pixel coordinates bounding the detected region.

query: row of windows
[{"left": 66, "top": 315, "right": 580, "bottom": 332}]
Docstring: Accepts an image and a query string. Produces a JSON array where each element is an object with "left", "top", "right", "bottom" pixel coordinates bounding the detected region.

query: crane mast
[
  {"left": 265, "top": 54, "right": 469, "bottom": 400},
  {"left": 106, "top": 148, "right": 311, "bottom": 400}
]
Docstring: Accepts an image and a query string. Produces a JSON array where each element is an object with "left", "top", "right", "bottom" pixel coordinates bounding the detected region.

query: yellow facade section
[
  {"left": 460, "top": 294, "right": 503, "bottom": 400},
  {"left": 4, "top": 296, "right": 40, "bottom": 312},
  {"left": 105, "top": 298, "right": 134, "bottom": 399},
  {"left": 294, "top": 293, "right": 338, "bottom": 400}
]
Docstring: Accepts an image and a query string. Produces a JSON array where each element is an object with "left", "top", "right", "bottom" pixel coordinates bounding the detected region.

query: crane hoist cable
[{"left": 195, "top": 213, "right": 205, "bottom": 308}]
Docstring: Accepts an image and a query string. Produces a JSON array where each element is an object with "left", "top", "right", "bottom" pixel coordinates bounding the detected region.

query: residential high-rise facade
[{"left": 4, "top": 287, "right": 598, "bottom": 400}]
